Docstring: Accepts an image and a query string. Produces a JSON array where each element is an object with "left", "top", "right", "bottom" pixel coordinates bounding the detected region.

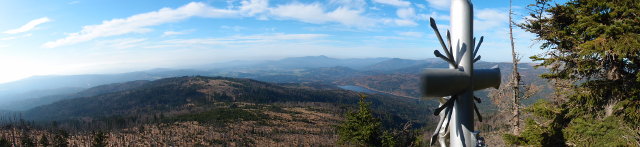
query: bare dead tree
[{"left": 508, "top": 0, "right": 521, "bottom": 135}]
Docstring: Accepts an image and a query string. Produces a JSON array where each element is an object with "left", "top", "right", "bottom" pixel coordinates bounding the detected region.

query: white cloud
[
  {"left": 95, "top": 38, "right": 147, "bottom": 49},
  {"left": 398, "top": 31, "right": 423, "bottom": 37},
  {"left": 417, "top": 11, "right": 449, "bottom": 21},
  {"left": 4, "top": 17, "right": 51, "bottom": 34},
  {"left": 425, "top": 0, "right": 450, "bottom": 10},
  {"left": 476, "top": 8, "right": 509, "bottom": 22},
  {"left": 160, "top": 33, "right": 329, "bottom": 46},
  {"left": 372, "top": 0, "right": 411, "bottom": 7},
  {"left": 43, "top": 2, "right": 242, "bottom": 48},
  {"left": 238, "top": 33, "right": 328, "bottom": 40},
  {"left": 474, "top": 8, "right": 508, "bottom": 32},
  {"left": 327, "top": 7, "right": 376, "bottom": 27},
  {"left": 376, "top": 7, "right": 420, "bottom": 27},
  {"left": 0, "top": 33, "right": 32, "bottom": 41},
  {"left": 220, "top": 25, "right": 246, "bottom": 31},
  {"left": 393, "top": 19, "right": 418, "bottom": 26},
  {"left": 44, "top": 1, "right": 384, "bottom": 48},
  {"left": 162, "top": 30, "right": 190, "bottom": 37},
  {"left": 372, "top": 33, "right": 428, "bottom": 41},
  {"left": 270, "top": 3, "right": 328, "bottom": 24},
  {"left": 147, "top": 33, "right": 329, "bottom": 48},
  {"left": 0, "top": 36, "right": 17, "bottom": 41},
  {"left": 373, "top": 36, "right": 407, "bottom": 40},
  {"left": 270, "top": 3, "right": 376, "bottom": 28},
  {"left": 239, "top": 0, "right": 269, "bottom": 16},
  {"left": 396, "top": 7, "right": 415, "bottom": 19},
  {"left": 329, "top": 0, "right": 366, "bottom": 10},
  {"left": 397, "top": 32, "right": 424, "bottom": 38}
]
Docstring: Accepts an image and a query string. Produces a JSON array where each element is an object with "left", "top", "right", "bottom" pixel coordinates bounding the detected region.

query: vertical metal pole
[{"left": 450, "top": 0, "right": 475, "bottom": 146}]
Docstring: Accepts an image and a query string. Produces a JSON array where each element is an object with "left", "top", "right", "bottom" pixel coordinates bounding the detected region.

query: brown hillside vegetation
[
  {"left": 1, "top": 102, "right": 342, "bottom": 146},
  {"left": 1, "top": 76, "right": 433, "bottom": 146}
]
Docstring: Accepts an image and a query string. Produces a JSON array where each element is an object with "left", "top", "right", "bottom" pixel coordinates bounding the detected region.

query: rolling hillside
[
  {"left": 23, "top": 76, "right": 435, "bottom": 127},
  {"left": 0, "top": 76, "right": 437, "bottom": 146},
  {"left": 0, "top": 56, "right": 548, "bottom": 112}
]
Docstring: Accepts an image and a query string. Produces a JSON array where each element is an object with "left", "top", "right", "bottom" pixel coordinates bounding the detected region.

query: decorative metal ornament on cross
[{"left": 420, "top": 0, "right": 501, "bottom": 146}]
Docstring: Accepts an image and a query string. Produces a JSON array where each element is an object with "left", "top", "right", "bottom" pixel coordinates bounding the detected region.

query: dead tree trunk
[{"left": 509, "top": 0, "right": 521, "bottom": 135}]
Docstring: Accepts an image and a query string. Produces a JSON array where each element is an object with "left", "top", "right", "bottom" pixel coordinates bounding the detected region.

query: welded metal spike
[
  {"left": 434, "top": 50, "right": 456, "bottom": 66},
  {"left": 434, "top": 50, "right": 445, "bottom": 58},
  {"left": 473, "top": 55, "right": 481, "bottom": 63},
  {"left": 473, "top": 37, "right": 476, "bottom": 49},
  {"left": 429, "top": 17, "right": 453, "bottom": 60},
  {"left": 473, "top": 103, "right": 482, "bottom": 122},
  {"left": 456, "top": 43, "right": 467, "bottom": 65},
  {"left": 474, "top": 36, "right": 484, "bottom": 57},
  {"left": 447, "top": 30, "right": 453, "bottom": 59},
  {"left": 429, "top": 17, "right": 438, "bottom": 30},
  {"left": 442, "top": 101, "right": 453, "bottom": 131},
  {"left": 474, "top": 96, "right": 481, "bottom": 103}
]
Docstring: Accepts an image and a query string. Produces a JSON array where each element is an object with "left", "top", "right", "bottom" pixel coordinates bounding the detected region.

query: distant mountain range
[
  {"left": 0, "top": 55, "right": 549, "bottom": 111},
  {"left": 0, "top": 56, "right": 387, "bottom": 102},
  {"left": 363, "top": 58, "right": 444, "bottom": 72},
  {"left": 0, "top": 69, "right": 208, "bottom": 102},
  {"left": 2, "top": 80, "right": 150, "bottom": 111}
]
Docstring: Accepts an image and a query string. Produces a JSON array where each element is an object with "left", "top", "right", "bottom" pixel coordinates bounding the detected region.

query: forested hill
[{"left": 23, "top": 76, "right": 434, "bottom": 128}]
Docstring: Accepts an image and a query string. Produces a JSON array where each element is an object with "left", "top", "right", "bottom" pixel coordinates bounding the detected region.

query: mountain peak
[
  {"left": 313, "top": 55, "right": 329, "bottom": 58},
  {"left": 283, "top": 55, "right": 331, "bottom": 60}
]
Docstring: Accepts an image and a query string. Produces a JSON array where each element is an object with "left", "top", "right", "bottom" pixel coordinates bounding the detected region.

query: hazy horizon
[
  {"left": 0, "top": 55, "right": 541, "bottom": 85},
  {"left": 0, "top": 0, "right": 551, "bottom": 83}
]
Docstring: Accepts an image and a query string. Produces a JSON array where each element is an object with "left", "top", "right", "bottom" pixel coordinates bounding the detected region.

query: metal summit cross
[{"left": 421, "top": 0, "right": 501, "bottom": 146}]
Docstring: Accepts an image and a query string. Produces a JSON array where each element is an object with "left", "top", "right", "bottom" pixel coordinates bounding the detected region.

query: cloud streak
[
  {"left": 397, "top": 31, "right": 423, "bottom": 37},
  {"left": 94, "top": 38, "right": 148, "bottom": 49},
  {"left": 43, "top": 1, "right": 382, "bottom": 48},
  {"left": 42, "top": 2, "right": 242, "bottom": 48},
  {"left": 157, "top": 33, "right": 329, "bottom": 47},
  {"left": 475, "top": 8, "right": 509, "bottom": 32},
  {"left": 372, "top": 0, "right": 411, "bottom": 7},
  {"left": 4, "top": 17, "right": 51, "bottom": 34},
  {"left": 270, "top": 3, "right": 376, "bottom": 28},
  {"left": 425, "top": 0, "right": 450, "bottom": 10},
  {"left": 162, "top": 30, "right": 192, "bottom": 37}
]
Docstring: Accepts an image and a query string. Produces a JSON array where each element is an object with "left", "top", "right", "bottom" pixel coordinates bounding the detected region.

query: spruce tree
[
  {"left": 92, "top": 131, "right": 108, "bottom": 147},
  {"left": 506, "top": 0, "right": 640, "bottom": 146},
  {"left": 39, "top": 134, "right": 49, "bottom": 147},
  {"left": 20, "top": 134, "right": 35, "bottom": 147},
  {"left": 337, "top": 94, "right": 383, "bottom": 146},
  {"left": 53, "top": 130, "right": 69, "bottom": 147},
  {"left": 0, "top": 137, "right": 10, "bottom": 147}
]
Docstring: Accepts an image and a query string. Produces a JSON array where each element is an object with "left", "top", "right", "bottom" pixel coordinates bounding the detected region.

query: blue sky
[{"left": 0, "top": 0, "right": 549, "bottom": 83}]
